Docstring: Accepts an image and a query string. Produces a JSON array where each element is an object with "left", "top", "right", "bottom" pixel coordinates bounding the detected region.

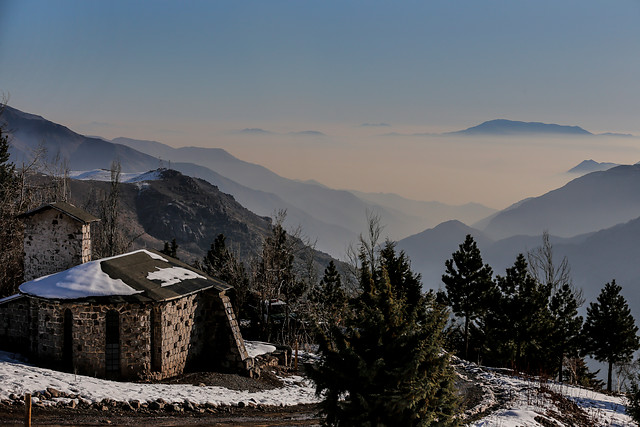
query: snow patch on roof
[
  {"left": 19, "top": 250, "right": 165, "bottom": 299},
  {"left": 146, "top": 266, "right": 206, "bottom": 287}
]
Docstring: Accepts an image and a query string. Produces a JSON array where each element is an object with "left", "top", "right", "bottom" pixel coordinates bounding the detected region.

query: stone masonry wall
[
  {"left": 23, "top": 209, "right": 91, "bottom": 282},
  {"left": 156, "top": 294, "right": 199, "bottom": 379},
  {"left": 1, "top": 291, "right": 248, "bottom": 381},
  {"left": 11, "top": 300, "right": 151, "bottom": 379},
  {"left": 0, "top": 296, "right": 30, "bottom": 353}
]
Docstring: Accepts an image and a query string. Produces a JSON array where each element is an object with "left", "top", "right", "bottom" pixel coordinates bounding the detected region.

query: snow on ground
[
  {"left": 0, "top": 351, "right": 318, "bottom": 407},
  {"left": 244, "top": 341, "right": 277, "bottom": 358},
  {"left": 70, "top": 169, "right": 163, "bottom": 183},
  {"left": 0, "top": 347, "right": 634, "bottom": 425},
  {"left": 456, "top": 357, "right": 635, "bottom": 427}
]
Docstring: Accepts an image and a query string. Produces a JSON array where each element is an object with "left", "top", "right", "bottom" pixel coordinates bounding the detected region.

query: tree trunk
[
  {"left": 464, "top": 315, "right": 469, "bottom": 360},
  {"left": 607, "top": 360, "right": 613, "bottom": 392}
]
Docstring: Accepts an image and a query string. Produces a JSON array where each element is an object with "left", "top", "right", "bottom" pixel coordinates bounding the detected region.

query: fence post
[{"left": 24, "top": 393, "right": 31, "bottom": 427}]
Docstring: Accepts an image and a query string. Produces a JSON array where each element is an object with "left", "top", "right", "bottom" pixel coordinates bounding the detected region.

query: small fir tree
[
  {"left": 311, "top": 241, "right": 459, "bottom": 426},
  {"left": 582, "top": 280, "right": 640, "bottom": 392},
  {"left": 160, "top": 238, "right": 179, "bottom": 259},
  {"left": 441, "top": 234, "right": 494, "bottom": 359}
]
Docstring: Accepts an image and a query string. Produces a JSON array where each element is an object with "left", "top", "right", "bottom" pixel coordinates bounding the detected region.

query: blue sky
[{"left": 1, "top": 1, "right": 640, "bottom": 206}]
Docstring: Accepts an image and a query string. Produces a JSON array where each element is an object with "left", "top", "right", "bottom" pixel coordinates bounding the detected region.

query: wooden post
[
  {"left": 24, "top": 393, "right": 31, "bottom": 427},
  {"left": 294, "top": 340, "right": 298, "bottom": 371}
]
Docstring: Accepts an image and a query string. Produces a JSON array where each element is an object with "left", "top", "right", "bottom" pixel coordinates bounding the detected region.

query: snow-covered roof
[{"left": 19, "top": 249, "right": 231, "bottom": 302}]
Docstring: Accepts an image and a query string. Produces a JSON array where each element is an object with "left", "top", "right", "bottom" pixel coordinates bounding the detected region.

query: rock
[
  {"left": 237, "top": 401, "right": 246, "bottom": 408},
  {"left": 183, "top": 400, "right": 195, "bottom": 411},
  {"left": 149, "top": 400, "right": 164, "bottom": 410},
  {"left": 46, "top": 387, "right": 62, "bottom": 398},
  {"left": 197, "top": 382, "right": 206, "bottom": 387},
  {"left": 130, "top": 400, "right": 141, "bottom": 409},
  {"left": 43, "top": 391, "right": 52, "bottom": 399},
  {"left": 167, "top": 403, "right": 183, "bottom": 412}
]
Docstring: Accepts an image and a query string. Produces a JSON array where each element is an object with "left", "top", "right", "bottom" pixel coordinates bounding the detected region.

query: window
[
  {"left": 63, "top": 309, "right": 73, "bottom": 371},
  {"left": 105, "top": 310, "right": 120, "bottom": 376}
]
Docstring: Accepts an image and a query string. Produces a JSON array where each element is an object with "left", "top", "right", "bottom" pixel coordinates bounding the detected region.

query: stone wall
[
  {"left": 1, "top": 291, "right": 249, "bottom": 381},
  {"left": 151, "top": 290, "right": 250, "bottom": 379},
  {"left": 23, "top": 209, "right": 92, "bottom": 282},
  {"left": 0, "top": 296, "right": 29, "bottom": 353}
]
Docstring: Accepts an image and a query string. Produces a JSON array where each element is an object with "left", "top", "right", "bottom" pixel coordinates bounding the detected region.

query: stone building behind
[{"left": 19, "top": 202, "right": 100, "bottom": 282}]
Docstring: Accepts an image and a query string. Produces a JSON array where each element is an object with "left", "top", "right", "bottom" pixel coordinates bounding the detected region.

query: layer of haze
[{"left": 2, "top": 1, "right": 640, "bottom": 208}]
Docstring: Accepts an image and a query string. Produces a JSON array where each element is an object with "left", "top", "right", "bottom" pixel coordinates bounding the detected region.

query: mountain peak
[
  {"left": 567, "top": 159, "right": 620, "bottom": 174},
  {"left": 450, "top": 119, "right": 592, "bottom": 136}
]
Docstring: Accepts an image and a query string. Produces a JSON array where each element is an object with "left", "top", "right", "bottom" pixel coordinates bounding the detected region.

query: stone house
[{"left": 0, "top": 203, "right": 252, "bottom": 380}]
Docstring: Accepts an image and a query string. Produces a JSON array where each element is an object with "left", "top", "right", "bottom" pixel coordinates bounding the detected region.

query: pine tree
[
  {"left": 253, "top": 212, "right": 304, "bottom": 344},
  {"left": 626, "top": 372, "right": 640, "bottom": 423},
  {"left": 310, "top": 260, "right": 347, "bottom": 345},
  {"left": 488, "top": 254, "right": 552, "bottom": 371},
  {"left": 0, "top": 103, "right": 23, "bottom": 297},
  {"left": 582, "top": 280, "right": 640, "bottom": 391},
  {"left": 548, "top": 282, "right": 583, "bottom": 382},
  {"left": 201, "top": 233, "right": 250, "bottom": 317},
  {"left": 441, "top": 234, "right": 494, "bottom": 359},
  {"left": 160, "top": 238, "right": 178, "bottom": 259},
  {"left": 311, "top": 241, "right": 459, "bottom": 426}
]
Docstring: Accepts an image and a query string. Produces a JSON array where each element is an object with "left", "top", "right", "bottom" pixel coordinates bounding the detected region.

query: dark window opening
[
  {"left": 150, "top": 309, "right": 161, "bottom": 372},
  {"left": 105, "top": 310, "right": 120, "bottom": 377},
  {"left": 63, "top": 309, "right": 73, "bottom": 371}
]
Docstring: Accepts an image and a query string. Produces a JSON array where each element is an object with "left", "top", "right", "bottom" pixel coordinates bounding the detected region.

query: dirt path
[{"left": 0, "top": 403, "right": 321, "bottom": 426}]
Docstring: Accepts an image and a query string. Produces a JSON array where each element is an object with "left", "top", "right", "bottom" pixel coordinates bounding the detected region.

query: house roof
[
  {"left": 19, "top": 249, "right": 231, "bottom": 303},
  {"left": 18, "top": 201, "right": 100, "bottom": 224}
]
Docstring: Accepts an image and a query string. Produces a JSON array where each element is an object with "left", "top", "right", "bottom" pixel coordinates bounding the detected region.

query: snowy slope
[{"left": 0, "top": 350, "right": 633, "bottom": 425}]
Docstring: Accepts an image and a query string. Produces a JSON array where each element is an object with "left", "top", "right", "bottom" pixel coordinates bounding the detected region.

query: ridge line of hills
[{"left": 1, "top": 105, "right": 495, "bottom": 257}]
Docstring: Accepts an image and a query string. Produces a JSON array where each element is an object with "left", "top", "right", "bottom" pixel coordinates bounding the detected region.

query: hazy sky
[{"left": 2, "top": 1, "right": 640, "bottom": 208}]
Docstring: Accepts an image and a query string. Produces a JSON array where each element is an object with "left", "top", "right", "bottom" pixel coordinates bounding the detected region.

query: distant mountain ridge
[
  {"left": 448, "top": 119, "right": 592, "bottom": 136},
  {"left": 480, "top": 165, "right": 640, "bottom": 239},
  {"left": 2, "top": 105, "right": 495, "bottom": 257},
  {"left": 567, "top": 159, "right": 620, "bottom": 174},
  {"left": 398, "top": 216, "right": 640, "bottom": 318}
]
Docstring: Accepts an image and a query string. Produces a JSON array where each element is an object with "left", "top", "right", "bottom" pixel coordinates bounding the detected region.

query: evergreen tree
[
  {"left": 488, "top": 254, "right": 552, "bottom": 371},
  {"left": 0, "top": 103, "right": 23, "bottom": 296},
  {"left": 582, "top": 280, "right": 640, "bottom": 391},
  {"left": 441, "top": 234, "right": 494, "bottom": 359},
  {"left": 548, "top": 282, "right": 583, "bottom": 382},
  {"left": 253, "top": 213, "right": 304, "bottom": 344},
  {"left": 311, "top": 241, "right": 459, "bottom": 426},
  {"left": 626, "top": 372, "right": 640, "bottom": 423},
  {"left": 201, "top": 233, "right": 250, "bottom": 317},
  {"left": 160, "top": 238, "right": 178, "bottom": 259},
  {"left": 310, "top": 260, "right": 347, "bottom": 345}
]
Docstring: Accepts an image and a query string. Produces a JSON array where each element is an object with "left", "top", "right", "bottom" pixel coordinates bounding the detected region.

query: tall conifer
[
  {"left": 442, "top": 234, "right": 493, "bottom": 359},
  {"left": 583, "top": 280, "right": 640, "bottom": 391}
]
